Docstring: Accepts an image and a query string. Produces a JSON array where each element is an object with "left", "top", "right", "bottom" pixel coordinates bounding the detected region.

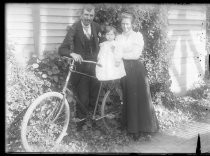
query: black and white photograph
[{"left": 6, "top": 3, "right": 210, "bottom": 153}]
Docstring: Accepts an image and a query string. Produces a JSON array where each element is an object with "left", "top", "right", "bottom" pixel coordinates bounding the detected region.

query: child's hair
[{"left": 104, "top": 25, "right": 117, "bottom": 35}]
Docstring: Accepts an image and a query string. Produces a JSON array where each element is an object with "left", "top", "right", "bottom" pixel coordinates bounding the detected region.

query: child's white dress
[{"left": 96, "top": 40, "right": 126, "bottom": 81}]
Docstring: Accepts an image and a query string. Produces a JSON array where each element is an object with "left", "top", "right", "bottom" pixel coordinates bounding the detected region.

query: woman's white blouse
[{"left": 115, "top": 31, "right": 144, "bottom": 60}]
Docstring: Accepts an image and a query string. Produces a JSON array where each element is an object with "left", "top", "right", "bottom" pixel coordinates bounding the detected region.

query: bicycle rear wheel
[
  {"left": 101, "top": 89, "right": 122, "bottom": 131},
  {"left": 21, "top": 92, "right": 70, "bottom": 152}
]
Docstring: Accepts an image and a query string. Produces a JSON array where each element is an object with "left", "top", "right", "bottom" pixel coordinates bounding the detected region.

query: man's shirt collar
[{"left": 81, "top": 21, "right": 91, "bottom": 29}]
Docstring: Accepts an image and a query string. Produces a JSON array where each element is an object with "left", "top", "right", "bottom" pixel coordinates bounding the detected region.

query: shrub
[
  {"left": 185, "top": 80, "right": 208, "bottom": 99},
  {"left": 6, "top": 41, "right": 52, "bottom": 129},
  {"left": 27, "top": 50, "right": 69, "bottom": 92}
]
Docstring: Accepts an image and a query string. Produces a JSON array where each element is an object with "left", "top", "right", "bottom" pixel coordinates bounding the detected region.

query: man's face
[{"left": 81, "top": 9, "right": 95, "bottom": 26}]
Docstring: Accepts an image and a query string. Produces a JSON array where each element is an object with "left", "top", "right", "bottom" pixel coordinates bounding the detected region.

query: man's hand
[{"left": 70, "top": 53, "right": 83, "bottom": 63}]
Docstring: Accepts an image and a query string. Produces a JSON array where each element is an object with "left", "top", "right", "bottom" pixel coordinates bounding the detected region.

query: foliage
[
  {"left": 7, "top": 93, "right": 210, "bottom": 152},
  {"left": 27, "top": 50, "right": 69, "bottom": 92},
  {"left": 6, "top": 41, "right": 52, "bottom": 139},
  {"left": 185, "top": 80, "right": 209, "bottom": 99},
  {"left": 94, "top": 4, "right": 123, "bottom": 33},
  {"left": 94, "top": 4, "right": 173, "bottom": 108}
]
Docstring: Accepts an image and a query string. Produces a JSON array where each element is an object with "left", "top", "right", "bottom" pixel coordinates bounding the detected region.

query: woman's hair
[
  {"left": 120, "top": 10, "right": 135, "bottom": 24},
  {"left": 104, "top": 25, "right": 117, "bottom": 35}
]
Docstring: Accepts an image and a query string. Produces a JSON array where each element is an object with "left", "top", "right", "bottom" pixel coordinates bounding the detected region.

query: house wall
[
  {"left": 167, "top": 4, "right": 207, "bottom": 95},
  {"left": 6, "top": 3, "right": 83, "bottom": 64},
  {"left": 39, "top": 4, "right": 82, "bottom": 52},
  {"left": 6, "top": 3, "right": 207, "bottom": 95},
  {"left": 6, "top": 4, "right": 35, "bottom": 64},
  {"left": 206, "top": 5, "right": 210, "bottom": 78}
]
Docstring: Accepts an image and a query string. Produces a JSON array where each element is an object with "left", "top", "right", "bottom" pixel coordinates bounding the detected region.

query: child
[{"left": 96, "top": 26, "right": 126, "bottom": 81}]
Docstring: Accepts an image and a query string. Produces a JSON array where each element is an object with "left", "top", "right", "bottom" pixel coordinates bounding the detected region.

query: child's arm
[{"left": 97, "top": 42, "right": 107, "bottom": 62}]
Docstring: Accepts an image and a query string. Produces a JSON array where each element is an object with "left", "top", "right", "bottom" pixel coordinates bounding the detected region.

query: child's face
[{"left": 105, "top": 30, "right": 115, "bottom": 41}]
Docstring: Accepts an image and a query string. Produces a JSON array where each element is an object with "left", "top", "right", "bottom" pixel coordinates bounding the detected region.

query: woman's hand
[
  {"left": 115, "top": 60, "right": 121, "bottom": 67},
  {"left": 111, "top": 45, "right": 115, "bottom": 52}
]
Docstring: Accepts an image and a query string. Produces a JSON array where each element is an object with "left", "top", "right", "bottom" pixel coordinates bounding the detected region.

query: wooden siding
[
  {"left": 6, "top": 3, "right": 34, "bottom": 64},
  {"left": 6, "top": 3, "right": 83, "bottom": 59},
  {"left": 6, "top": 3, "right": 207, "bottom": 95},
  {"left": 39, "top": 4, "right": 82, "bottom": 53},
  {"left": 167, "top": 4, "right": 207, "bottom": 95}
]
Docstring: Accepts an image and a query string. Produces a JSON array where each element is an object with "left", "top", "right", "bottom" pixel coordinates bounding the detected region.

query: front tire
[{"left": 21, "top": 92, "right": 70, "bottom": 152}]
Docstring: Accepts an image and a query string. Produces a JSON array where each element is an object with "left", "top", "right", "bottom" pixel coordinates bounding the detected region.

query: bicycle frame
[{"left": 54, "top": 57, "right": 103, "bottom": 122}]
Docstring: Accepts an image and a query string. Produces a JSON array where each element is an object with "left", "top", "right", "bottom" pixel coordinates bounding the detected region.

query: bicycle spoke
[{"left": 44, "top": 103, "right": 60, "bottom": 123}]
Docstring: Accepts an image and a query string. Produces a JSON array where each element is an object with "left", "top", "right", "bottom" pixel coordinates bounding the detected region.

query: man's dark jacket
[{"left": 58, "top": 20, "right": 102, "bottom": 86}]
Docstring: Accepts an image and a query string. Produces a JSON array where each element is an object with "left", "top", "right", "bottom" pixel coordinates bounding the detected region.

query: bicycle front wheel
[
  {"left": 21, "top": 92, "right": 70, "bottom": 152},
  {"left": 101, "top": 89, "right": 122, "bottom": 131}
]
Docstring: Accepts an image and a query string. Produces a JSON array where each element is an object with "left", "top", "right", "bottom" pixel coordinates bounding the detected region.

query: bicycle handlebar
[{"left": 62, "top": 56, "right": 102, "bottom": 67}]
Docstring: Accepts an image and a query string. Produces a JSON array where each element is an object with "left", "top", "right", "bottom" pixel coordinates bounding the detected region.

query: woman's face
[{"left": 121, "top": 18, "right": 132, "bottom": 33}]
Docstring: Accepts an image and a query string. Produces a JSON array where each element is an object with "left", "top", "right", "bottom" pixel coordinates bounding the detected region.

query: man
[{"left": 58, "top": 5, "right": 102, "bottom": 130}]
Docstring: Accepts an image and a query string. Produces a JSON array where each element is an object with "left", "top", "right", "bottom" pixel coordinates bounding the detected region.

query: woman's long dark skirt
[{"left": 120, "top": 60, "right": 159, "bottom": 134}]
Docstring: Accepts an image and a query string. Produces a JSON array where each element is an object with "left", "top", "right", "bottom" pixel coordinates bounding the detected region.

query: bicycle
[{"left": 21, "top": 56, "right": 123, "bottom": 152}]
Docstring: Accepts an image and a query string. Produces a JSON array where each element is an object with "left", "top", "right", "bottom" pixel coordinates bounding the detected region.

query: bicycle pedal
[
  {"left": 92, "top": 115, "right": 101, "bottom": 120},
  {"left": 72, "top": 118, "right": 86, "bottom": 122},
  {"left": 106, "top": 114, "right": 115, "bottom": 119}
]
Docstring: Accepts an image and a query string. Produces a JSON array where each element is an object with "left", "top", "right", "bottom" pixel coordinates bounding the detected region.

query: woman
[{"left": 115, "top": 11, "right": 159, "bottom": 140}]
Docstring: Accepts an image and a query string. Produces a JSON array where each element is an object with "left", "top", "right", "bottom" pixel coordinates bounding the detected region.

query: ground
[
  {"left": 113, "top": 113, "right": 210, "bottom": 153},
  {"left": 6, "top": 79, "right": 210, "bottom": 153}
]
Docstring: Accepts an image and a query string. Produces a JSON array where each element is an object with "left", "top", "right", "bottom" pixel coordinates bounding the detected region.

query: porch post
[
  {"left": 206, "top": 6, "right": 210, "bottom": 78},
  {"left": 32, "top": 4, "right": 41, "bottom": 58}
]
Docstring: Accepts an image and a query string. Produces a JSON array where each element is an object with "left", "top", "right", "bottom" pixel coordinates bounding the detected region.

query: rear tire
[{"left": 101, "top": 89, "right": 122, "bottom": 131}]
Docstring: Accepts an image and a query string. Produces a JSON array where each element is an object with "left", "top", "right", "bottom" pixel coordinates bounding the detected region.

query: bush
[
  {"left": 185, "top": 80, "right": 208, "bottom": 99},
  {"left": 94, "top": 4, "right": 173, "bottom": 108},
  {"left": 27, "top": 50, "right": 69, "bottom": 92},
  {"left": 6, "top": 41, "right": 52, "bottom": 129}
]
